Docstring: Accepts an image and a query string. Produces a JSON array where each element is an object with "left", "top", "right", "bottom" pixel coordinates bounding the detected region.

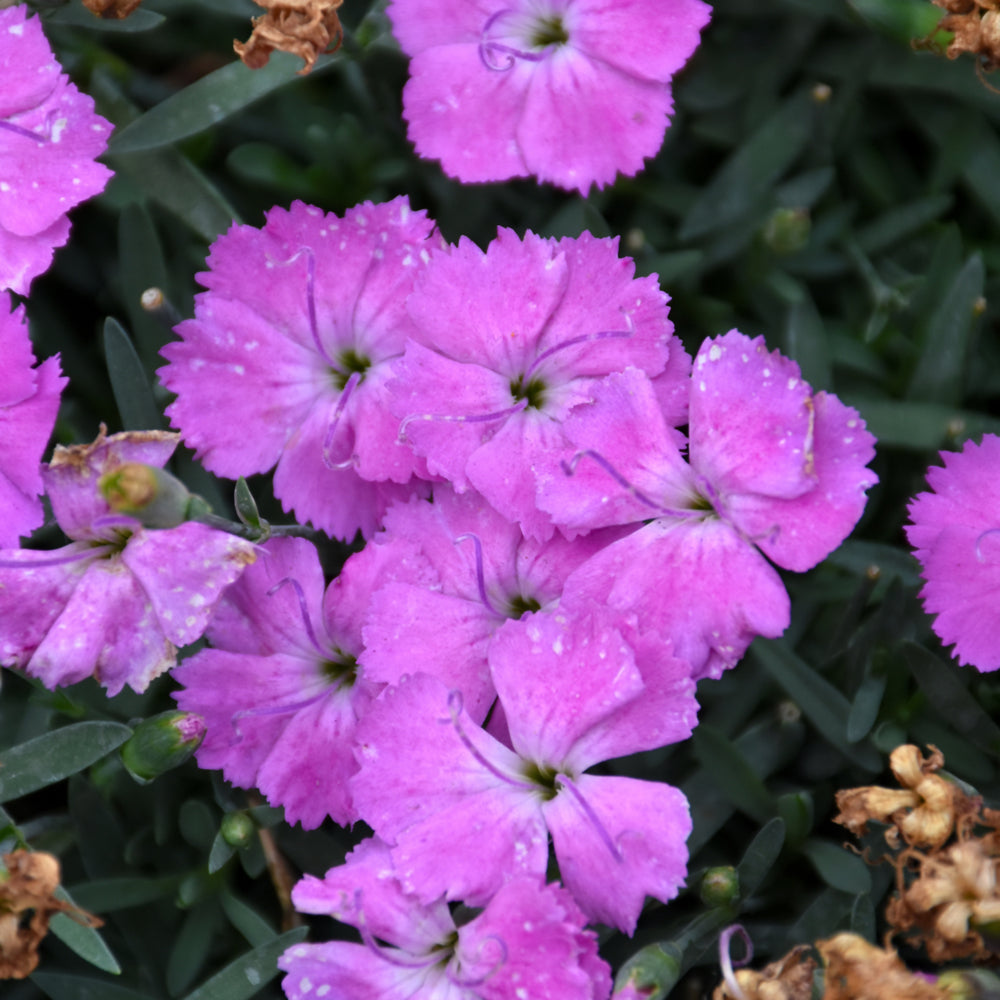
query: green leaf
[
  {"left": 907, "top": 253, "right": 984, "bottom": 405},
  {"left": 168, "top": 902, "right": 222, "bottom": 997},
  {"left": 44, "top": 5, "right": 164, "bottom": 30},
  {"left": 49, "top": 888, "right": 121, "bottom": 975},
  {"left": 903, "top": 642, "right": 1000, "bottom": 755},
  {"left": 117, "top": 204, "right": 171, "bottom": 367},
  {"left": 736, "top": 817, "right": 786, "bottom": 900},
  {"left": 841, "top": 396, "right": 1000, "bottom": 450},
  {"left": 802, "top": 839, "right": 872, "bottom": 895},
  {"left": 68, "top": 876, "right": 180, "bottom": 912},
  {"left": 847, "top": 673, "right": 888, "bottom": 743},
  {"left": 103, "top": 318, "right": 163, "bottom": 431},
  {"left": 850, "top": 893, "right": 877, "bottom": 941},
  {"left": 783, "top": 290, "right": 832, "bottom": 390},
  {"left": 208, "top": 831, "right": 237, "bottom": 874},
  {"left": 614, "top": 942, "right": 683, "bottom": 1000},
  {"left": 220, "top": 890, "right": 278, "bottom": 948},
  {"left": 0, "top": 722, "right": 133, "bottom": 803},
  {"left": 752, "top": 640, "right": 881, "bottom": 770},
  {"left": 180, "top": 927, "right": 309, "bottom": 1000},
  {"left": 693, "top": 725, "right": 777, "bottom": 822},
  {"left": 31, "top": 973, "right": 156, "bottom": 1000},
  {"left": 109, "top": 53, "right": 342, "bottom": 155},
  {"left": 777, "top": 792, "right": 814, "bottom": 849},
  {"left": 679, "top": 90, "right": 815, "bottom": 240},
  {"left": 854, "top": 193, "right": 953, "bottom": 256},
  {"left": 848, "top": 0, "right": 945, "bottom": 45}
]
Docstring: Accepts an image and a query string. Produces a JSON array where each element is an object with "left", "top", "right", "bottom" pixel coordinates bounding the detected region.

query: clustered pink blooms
[
  {"left": 906, "top": 434, "right": 1000, "bottom": 672},
  {"left": 387, "top": 0, "right": 712, "bottom": 192},
  {"left": 0, "top": 5, "right": 113, "bottom": 294},
  {"left": 151, "top": 196, "right": 878, "bottom": 998}
]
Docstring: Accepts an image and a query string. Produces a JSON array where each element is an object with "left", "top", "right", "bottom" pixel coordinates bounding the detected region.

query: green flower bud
[
  {"left": 762, "top": 207, "right": 811, "bottom": 255},
  {"left": 99, "top": 463, "right": 195, "bottom": 529},
  {"left": 613, "top": 942, "right": 682, "bottom": 1000},
  {"left": 700, "top": 865, "right": 740, "bottom": 908},
  {"left": 121, "top": 711, "right": 206, "bottom": 784},
  {"left": 220, "top": 812, "right": 256, "bottom": 849}
]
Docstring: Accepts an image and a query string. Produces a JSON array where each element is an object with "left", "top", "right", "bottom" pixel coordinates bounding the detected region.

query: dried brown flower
[
  {"left": 817, "top": 933, "right": 947, "bottom": 1000},
  {"left": 81, "top": 0, "right": 143, "bottom": 19},
  {"left": 834, "top": 745, "right": 961, "bottom": 850},
  {"left": 711, "top": 945, "right": 816, "bottom": 1000},
  {"left": 0, "top": 851, "right": 102, "bottom": 980},
  {"left": 926, "top": 0, "right": 1000, "bottom": 75},
  {"left": 234, "top": 0, "right": 343, "bottom": 75}
]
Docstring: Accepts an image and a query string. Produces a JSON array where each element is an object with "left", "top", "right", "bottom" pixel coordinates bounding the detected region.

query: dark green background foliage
[{"left": 3, "top": 0, "right": 1000, "bottom": 996}]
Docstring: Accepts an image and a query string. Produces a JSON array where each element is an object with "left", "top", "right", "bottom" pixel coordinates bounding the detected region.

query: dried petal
[{"left": 234, "top": 0, "right": 343, "bottom": 75}]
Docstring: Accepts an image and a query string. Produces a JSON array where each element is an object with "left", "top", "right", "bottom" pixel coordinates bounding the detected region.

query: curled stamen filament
[
  {"left": 0, "top": 119, "right": 45, "bottom": 142},
  {"left": 267, "top": 246, "right": 336, "bottom": 367},
  {"left": 719, "top": 925, "right": 753, "bottom": 1000},
  {"left": 0, "top": 543, "right": 113, "bottom": 571},
  {"left": 975, "top": 527, "right": 1000, "bottom": 562},
  {"left": 478, "top": 9, "right": 546, "bottom": 70},
  {"left": 449, "top": 934, "right": 508, "bottom": 987},
  {"left": 562, "top": 450, "right": 691, "bottom": 517},
  {"left": 267, "top": 576, "right": 327, "bottom": 656},
  {"left": 441, "top": 690, "right": 534, "bottom": 790},
  {"left": 397, "top": 399, "right": 528, "bottom": 445},
  {"left": 522, "top": 316, "right": 634, "bottom": 381},
  {"left": 354, "top": 890, "right": 441, "bottom": 970},
  {"left": 453, "top": 533, "right": 500, "bottom": 616},
  {"left": 229, "top": 688, "right": 330, "bottom": 745},
  {"left": 321, "top": 371, "right": 361, "bottom": 470},
  {"left": 555, "top": 774, "right": 623, "bottom": 862}
]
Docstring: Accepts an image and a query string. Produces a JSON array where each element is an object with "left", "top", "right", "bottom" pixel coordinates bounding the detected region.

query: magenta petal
[
  {"left": 386, "top": 0, "right": 486, "bottom": 54},
  {"left": 0, "top": 214, "right": 70, "bottom": 295},
  {"left": 0, "top": 9, "right": 61, "bottom": 117},
  {"left": 279, "top": 940, "right": 431, "bottom": 1000},
  {"left": 544, "top": 774, "right": 690, "bottom": 933},
  {"left": 121, "top": 522, "right": 257, "bottom": 647},
  {"left": 0, "top": 295, "right": 37, "bottom": 406}
]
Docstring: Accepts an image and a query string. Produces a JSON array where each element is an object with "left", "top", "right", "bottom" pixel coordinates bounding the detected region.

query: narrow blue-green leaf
[
  {"left": 109, "top": 52, "right": 341, "bottom": 154},
  {"left": 752, "top": 640, "right": 881, "bottom": 770},
  {"left": 854, "top": 193, "right": 953, "bottom": 256},
  {"left": 180, "top": 927, "right": 308, "bottom": 1000},
  {"left": 907, "top": 254, "right": 984, "bottom": 405},
  {"left": 44, "top": 5, "right": 165, "bottom": 30},
  {"left": 221, "top": 891, "right": 278, "bottom": 948},
  {"left": 736, "top": 817, "right": 786, "bottom": 900},
  {"left": 68, "top": 876, "right": 179, "bottom": 912},
  {"left": 104, "top": 318, "right": 162, "bottom": 431},
  {"left": 850, "top": 893, "right": 877, "bottom": 941},
  {"left": 32, "top": 974, "right": 155, "bottom": 999},
  {"left": 841, "top": 396, "right": 1000, "bottom": 450},
  {"left": 903, "top": 641, "right": 1000, "bottom": 754},
  {"left": 168, "top": 903, "right": 221, "bottom": 996},
  {"left": 118, "top": 204, "right": 170, "bottom": 365},
  {"left": 847, "top": 673, "right": 888, "bottom": 743},
  {"left": 802, "top": 839, "right": 872, "bottom": 894},
  {"left": 49, "top": 891, "right": 122, "bottom": 976},
  {"left": 0, "top": 722, "right": 132, "bottom": 803},
  {"left": 783, "top": 291, "right": 832, "bottom": 389},
  {"left": 826, "top": 540, "right": 921, "bottom": 586},
  {"left": 693, "top": 725, "right": 777, "bottom": 822},
  {"left": 208, "top": 830, "right": 237, "bottom": 874},
  {"left": 847, "top": 0, "right": 945, "bottom": 44},
  {"left": 679, "top": 90, "right": 814, "bottom": 240}
]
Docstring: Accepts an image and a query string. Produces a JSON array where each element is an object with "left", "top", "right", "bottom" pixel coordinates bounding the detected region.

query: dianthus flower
[
  {"left": 352, "top": 605, "right": 697, "bottom": 933},
  {"left": 388, "top": 0, "right": 711, "bottom": 192},
  {"left": 0, "top": 292, "right": 65, "bottom": 548},
  {"left": 159, "top": 198, "right": 440, "bottom": 541},
  {"left": 0, "top": 428, "right": 256, "bottom": 695},
  {"left": 174, "top": 535, "right": 433, "bottom": 828},
  {"left": 0, "top": 6, "right": 113, "bottom": 294},
  {"left": 387, "top": 228, "right": 689, "bottom": 539},
  {"left": 544, "top": 331, "right": 877, "bottom": 679},
  {"left": 906, "top": 434, "right": 1000, "bottom": 671},
  {"left": 279, "top": 838, "right": 611, "bottom": 999}
]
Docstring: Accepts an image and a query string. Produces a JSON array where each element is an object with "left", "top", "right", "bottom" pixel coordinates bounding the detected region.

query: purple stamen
[
  {"left": 448, "top": 934, "right": 507, "bottom": 987},
  {"left": 229, "top": 687, "right": 330, "bottom": 745},
  {"left": 266, "top": 576, "right": 328, "bottom": 656},
  {"left": 0, "top": 120, "right": 45, "bottom": 142},
  {"left": 562, "top": 450, "right": 686, "bottom": 515},
  {"left": 478, "top": 9, "right": 546, "bottom": 71},
  {"left": 976, "top": 527, "right": 1000, "bottom": 562},
  {"left": 0, "top": 544, "right": 112, "bottom": 570},
  {"left": 453, "top": 533, "right": 501, "bottom": 616},
  {"left": 354, "top": 890, "right": 442, "bottom": 969},
  {"left": 522, "top": 317, "right": 634, "bottom": 381},
  {"left": 322, "top": 371, "right": 361, "bottom": 470},
  {"left": 719, "top": 925, "right": 753, "bottom": 1000},
  {"left": 269, "top": 246, "right": 337, "bottom": 367},
  {"left": 397, "top": 399, "right": 528, "bottom": 444},
  {"left": 440, "top": 690, "right": 534, "bottom": 790},
  {"left": 555, "top": 774, "right": 623, "bottom": 862}
]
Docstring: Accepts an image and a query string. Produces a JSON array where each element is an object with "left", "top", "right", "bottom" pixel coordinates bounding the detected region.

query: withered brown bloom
[
  {"left": 926, "top": 0, "right": 1000, "bottom": 74},
  {"left": 834, "top": 745, "right": 961, "bottom": 850},
  {"left": 711, "top": 944, "right": 816, "bottom": 1000},
  {"left": 0, "top": 851, "right": 102, "bottom": 980},
  {"left": 817, "top": 933, "right": 947, "bottom": 1000},
  {"left": 234, "top": 0, "right": 343, "bottom": 75},
  {"left": 81, "top": 0, "right": 143, "bottom": 19}
]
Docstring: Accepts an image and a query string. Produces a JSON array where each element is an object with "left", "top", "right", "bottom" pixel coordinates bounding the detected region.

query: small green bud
[
  {"left": 234, "top": 477, "right": 269, "bottom": 534},
  {"left": 121, "top": 711, "right": 206, "bottom": 784},
  {"left": 762, "top": 207, "right": 811, "bottom": 255},
  {"left": 220, "top": 811, "right": 256, "bottom": 849},
  {"left": 99, "top": 463, "right": 194, "bottom": 529},
  {"left": 700, "top": 865, "right": 740, "bottom": 908},
  {"left": 613, "top": 943, "right": 682, "bottom": 1000}
]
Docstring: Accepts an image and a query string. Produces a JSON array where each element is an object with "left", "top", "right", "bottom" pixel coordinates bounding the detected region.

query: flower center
[
  {"left": 521, "top": 760, "right": 560, "bottom": 801},
  {"left": 506, "top": 594, "right": 541, "bottom": 618},
  {"left": 530, "top": 14, "right": 569, "bottom": 48},
  {"left": 332, "top": 348, "right": 370, "bottom": 391},
  {"left": 321, "top": 652, "right": 357, "bottom": 689},
  {"left": 510, "top": 373, "right": 546, "bottom": 409}
]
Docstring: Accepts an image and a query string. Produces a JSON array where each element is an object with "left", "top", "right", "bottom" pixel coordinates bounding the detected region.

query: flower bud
[
  {"left": 121, "top": 711, "right": 206, "bottom": 784},
  {"left": 99, "top": 463, "right": 195, "bottom": 528},
  {"left": 614, "top": 942, "right": 682, "bottom": 1000},
  {"left": 700, "top": 866, "right": 740, "bottom": 908},
  {"left": 220, "top": 811, "right": 256, "bottom": 849},
  {"left": 762, "top": 207, "right": 811, "bottom": 255}
]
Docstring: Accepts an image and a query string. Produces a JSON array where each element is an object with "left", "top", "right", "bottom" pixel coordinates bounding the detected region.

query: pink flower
[
  {"left": 906, "top": 434, "right": 1000, "bottom": 671},
  {"left": 159, "top": 198, "right": 440, "bottom": 541},
  {"left": 351, "top": 605, "right": 697, "bottom": 933},
  {"left": 280, "top": 838, "right": 611, "bottom": 1000},
  {"left": 0, "top": 428, "right": 256, "bottom": 695},
  {"left": 0, "top": 6, "right": 113, "bottom": 294},
  {"left": 0, "top": 292, "right": 65, "bottom": 547},
  {"left": 389, "top": 0, "right": 711, "bottom": 192},
  {"left": 388, "top": 228, "right": 689, "bottom": 539}
]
